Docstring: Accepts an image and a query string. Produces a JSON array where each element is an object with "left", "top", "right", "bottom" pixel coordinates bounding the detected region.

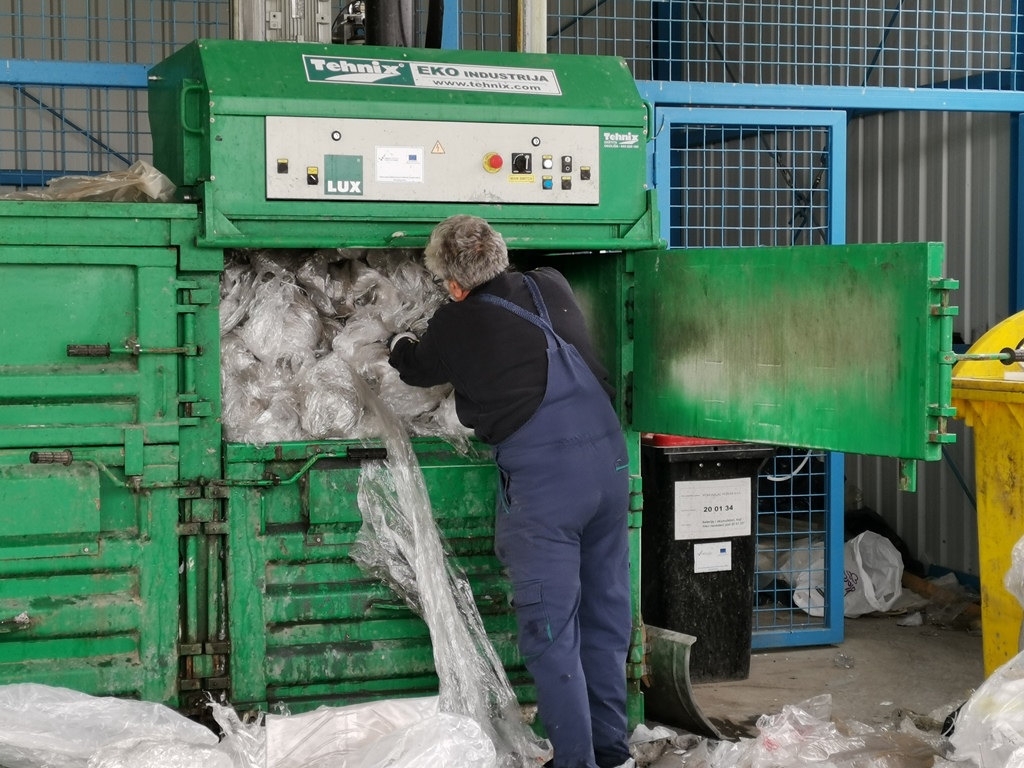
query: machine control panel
[{"left": 265, "top": 116, "right": 600, "bottom": 205}]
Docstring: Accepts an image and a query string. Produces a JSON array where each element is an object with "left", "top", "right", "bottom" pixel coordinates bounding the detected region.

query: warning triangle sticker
[{"left": 431, "top": 141, "right": 445, "bottom": 154}]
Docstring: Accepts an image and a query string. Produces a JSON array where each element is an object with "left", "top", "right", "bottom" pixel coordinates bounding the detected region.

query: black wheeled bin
[{"left": 641, "top": 434, "right": 775, "bottom": 683}]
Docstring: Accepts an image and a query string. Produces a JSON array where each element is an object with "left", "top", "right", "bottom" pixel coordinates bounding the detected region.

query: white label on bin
[
  {"left": 694, "top": 541, "right": 732, "bottom": 573},
  {"left": 673, "top": 477, "right": 750, "bottom": 540}
]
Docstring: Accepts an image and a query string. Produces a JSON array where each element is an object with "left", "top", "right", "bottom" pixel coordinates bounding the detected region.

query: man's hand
[{"left": 389, "top": 332, "right": 418, "bottom": 352}]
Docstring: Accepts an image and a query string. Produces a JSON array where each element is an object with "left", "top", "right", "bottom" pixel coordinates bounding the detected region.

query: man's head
[{"left": 424, "top": 215, "right": 508, "bottom": 300}]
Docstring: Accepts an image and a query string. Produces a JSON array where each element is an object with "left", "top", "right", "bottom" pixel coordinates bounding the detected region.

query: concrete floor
[{"left": 639, "top": 611, "right": 985, "bottom": 766}]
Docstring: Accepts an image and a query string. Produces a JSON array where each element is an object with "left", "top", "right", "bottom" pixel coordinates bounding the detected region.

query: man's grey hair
[{"left": 423, "top": 215, "right": 508, "bottom": 290}]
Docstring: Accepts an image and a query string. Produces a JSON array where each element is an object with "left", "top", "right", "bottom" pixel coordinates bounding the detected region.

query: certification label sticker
[
  {"left": 694, "top": 541, "right": 732, "bottom": 573},
  {"left": 376, "top": 146, "right": 424, "bottom": 183},
  {"left": 673, "top": 477, "right": 750, "bottom": 540}
]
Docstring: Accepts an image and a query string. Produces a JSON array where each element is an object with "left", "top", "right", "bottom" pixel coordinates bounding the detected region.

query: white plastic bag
[
  {"left": 266, "top": 697, "right": 439, "bottom": 766},
  {"left": 1004, "top": 534, "right": 1024, "bottom": 654},
  {"left": 844, "top": 531, "right": 904, "bottom": 617},
  {"left": 775, "top": 539, "right": 827, "bottom": 618},
  {"left": 265, "top": 697, "right": 497, "bottom": 768},
  {"left": 0, "top": 684, "right": 217, "bottom": 768},
  {"left": 87, "top": 739, "right": 234, "bottom": 768},
  {"left": 950, "top": 649, "right": 1024, "bottom": 768}
]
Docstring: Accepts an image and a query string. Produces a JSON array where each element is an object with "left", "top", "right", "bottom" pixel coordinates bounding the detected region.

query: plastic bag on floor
[
  {"left": 844, "top": 531, "right": 904, "bottom": 617},
  {"left": 265, "top": 697, "right": 496, "bottom": 768},
  {"left": 0, "top": 684, "right": 217, "bottom": 768},
  {"left": 87, "top": 740, "right": 234, "bottom": 768},
  {"left": 685, "top": 695, "right": 937, "bottom": 768},
  {"left": 349, "top": 713, "right": 496, "bottom": 768},
  {"left": 950, "top": 649, "right": 1024, "bottom": 768}
]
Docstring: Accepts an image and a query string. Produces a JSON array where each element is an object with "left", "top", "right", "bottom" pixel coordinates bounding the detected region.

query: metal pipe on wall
[{"left": 515, "top": 0, "right": 548, "bottom": 53}]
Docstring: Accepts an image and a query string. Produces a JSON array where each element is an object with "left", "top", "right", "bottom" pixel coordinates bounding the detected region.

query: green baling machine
[{"left": 0, "top": 40, "right": 956, "bottom": 728}]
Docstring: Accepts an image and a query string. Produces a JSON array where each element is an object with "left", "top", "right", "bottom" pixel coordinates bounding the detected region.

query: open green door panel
[{"left": 631, "top": 242, "right": 955, "bottom": 461}]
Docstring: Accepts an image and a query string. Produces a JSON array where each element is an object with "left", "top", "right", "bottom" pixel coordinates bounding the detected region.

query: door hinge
[
  {"left": 178, "top": 645, "right": 231, "bottom": 708},
  {"left": 627, "top": 625, "right": 648, "bottom": 680},
  {"left": 625, "top": 285, "right": 635, "bottom": 341},
  {"left": 624, "top": 372, "right": 634, "bottom": 424},
  {"left": 628, "top": 474, "right": 643, "bottom": 528}
]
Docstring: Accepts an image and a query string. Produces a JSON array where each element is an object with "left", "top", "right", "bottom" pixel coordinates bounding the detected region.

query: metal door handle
[{"left": 0, "top": 614, "right": 31, "bottom": 634}]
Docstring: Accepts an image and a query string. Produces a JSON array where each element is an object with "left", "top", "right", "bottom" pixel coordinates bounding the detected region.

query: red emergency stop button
[{"left": 483, "top": 152, "right": 503, "bottom": 173}]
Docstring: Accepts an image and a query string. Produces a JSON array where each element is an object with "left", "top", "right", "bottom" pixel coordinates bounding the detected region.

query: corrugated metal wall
[{"left": 846, "top": 110, "right": 1011, "bottom": 576}]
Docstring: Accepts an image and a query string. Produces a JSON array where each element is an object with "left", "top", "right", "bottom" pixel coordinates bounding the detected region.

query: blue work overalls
[{"left": 479, "top": 275, "right": 633, "bottom": 768}]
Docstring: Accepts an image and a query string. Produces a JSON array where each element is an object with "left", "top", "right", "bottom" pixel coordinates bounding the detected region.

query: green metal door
[
  {"left": 222, "top": 439, "right": 529, "bottom": 713},
  {"left": 0, "top": 202, "right": 201, "bottom": 449},
  {"left": 630, "top": 243, "right": 956, "bottom": 462},
  {"left": 0, "top": 446, "right": 181, "bottom": 703},
  {"left": 0, "top": 202, "right": 210, "bottom": 708}
]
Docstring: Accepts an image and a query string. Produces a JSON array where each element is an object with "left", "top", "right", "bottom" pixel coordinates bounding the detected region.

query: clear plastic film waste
[
  {"left": 220, "top": 248, "right": 467, "bottom": 450},
  {"left": 0, "top": 161, "right": 176, "bottom": 203},
  {"left": 347, "top": 373, "right": 551, "bottom": 768},
  {"left": 949, "top": 649, "right": 1024, "bottom": 768},
  {"left": 264, "top": 697, "right": 497, "bottom": 768},
  {"left": 683, "top": 695, "right": 938, "bottom": 768},
  {"left": 944, "top": 537, "right": 1024, "bottom": 768},
  {"left": 0, "top": 684, "right": 219, "bottom": 768}
]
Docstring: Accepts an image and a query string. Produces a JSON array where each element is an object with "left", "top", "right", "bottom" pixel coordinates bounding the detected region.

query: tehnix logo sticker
[
  {"left": 325, "top": 155, "right": 363, "bottom": 196},
  {"left": 304, "top": 55, "right": 412, "bottom": 86},
  {"left": 603, "top": 131, "right": 641, "bottom": 149}
]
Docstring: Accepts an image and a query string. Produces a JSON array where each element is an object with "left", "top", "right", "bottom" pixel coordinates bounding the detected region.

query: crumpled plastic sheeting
[
  {"left": 949, "top": 649, "right": 1024, "bottom": 768},
  {"left": 0, "top": 683, "right": 218, "bottom": 768},
  {"left": 0, "top": 160, "right": 176, "bottom": 203},
  {"left": 208, "top": 700, "right": 266, "bottom": 768},
  {"left": 221, "top": 248, "right": 469, "bottom": 450},
  {"left": 346, "top": 712, "right": 496, "bottom": 768},
  {"left": 87, "top": 740, "right": 234, "bottom": 768},
  {"left": 265, "top": 697, "right": 497, "bottom": 768},
  {"left": 1005, "top": 534, "right": 1024, "bottom": 616},
  {"left": 82, "top": 700, "right": 263, "bottom": 768},
  {"left": 348, "top": 376, "right": 551, "bottom": 768},
  {"left": 683, "top": 695, "right": 938, "bottom": 768}
]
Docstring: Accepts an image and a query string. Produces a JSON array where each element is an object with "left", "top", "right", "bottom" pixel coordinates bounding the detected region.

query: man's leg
[
  {"left": 578, "top": 447, "right": 633, "bottom": 768},
  {"left": 497, "top": 481, "right": 598, "bottom": 768}
]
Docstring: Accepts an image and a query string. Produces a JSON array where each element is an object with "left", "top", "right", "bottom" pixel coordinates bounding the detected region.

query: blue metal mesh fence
[
  {"left": 667, "top": 124, "right": 833, "bottom": 248},
  {"left": 0, "top": 86, "right": 145, "bottom": 187},
  {"left": 549, "top": 0, "right": 1022, "bottom": 89},
  {"left": 2, "top": 1, "right": 230, "bottom": 66},
  {"left": 754, "top": 450, "right": 832, "bottom": 637},
  {"left": 458, "top": 0, "right": 515, "bottom": 51},
  {"left": 1, "top": 1, "right": 230, "bottom": 189}
]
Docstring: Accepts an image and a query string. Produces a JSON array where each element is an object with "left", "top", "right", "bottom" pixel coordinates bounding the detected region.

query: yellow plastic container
[{"left": 952, "top": 310, "right": 1024, "bottom": 675}]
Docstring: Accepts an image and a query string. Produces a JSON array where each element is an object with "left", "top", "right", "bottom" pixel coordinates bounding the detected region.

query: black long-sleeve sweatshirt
[{"left": 388, "top": 267, "right": 614, "bottom": 445}]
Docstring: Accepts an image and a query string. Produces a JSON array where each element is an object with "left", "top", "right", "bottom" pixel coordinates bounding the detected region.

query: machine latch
[
  {"left": 346, "top": 447, "right": 388, "bottom": 461},
  {"left": 67, "top": 338, "right": 200, "bottom": 357},
  {"left": 28, "top": 450, "right": 74, "bottom": 466},
  {"left": 181, "top": 400, "right": 214, "bottom": 418}
]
